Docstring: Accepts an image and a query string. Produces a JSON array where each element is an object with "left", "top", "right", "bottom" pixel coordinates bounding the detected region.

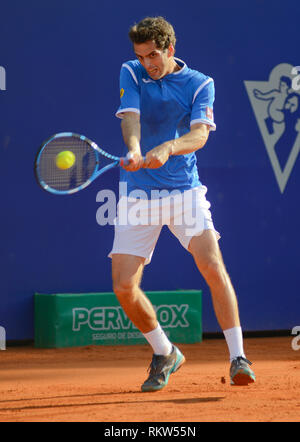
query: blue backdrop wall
[{"left": 1, "top": 0, "right": 299, "bottom": 340}]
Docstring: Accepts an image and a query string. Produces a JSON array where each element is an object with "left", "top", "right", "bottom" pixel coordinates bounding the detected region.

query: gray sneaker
[
  {"left": 141, "top": 345, "right": 186, "bottom": 392},
  {"left": 230, "top": 356, "right": 256, "bottom": 385}
]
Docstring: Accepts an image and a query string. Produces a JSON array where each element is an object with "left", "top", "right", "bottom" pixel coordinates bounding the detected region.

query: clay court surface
[{"left": 0, "top": 336, "right": 299, "bottom": 422}]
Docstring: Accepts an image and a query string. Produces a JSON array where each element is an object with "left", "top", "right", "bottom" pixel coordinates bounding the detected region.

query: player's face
[{"left": 134, "top": 41, "right": 174, "bottom": 80}]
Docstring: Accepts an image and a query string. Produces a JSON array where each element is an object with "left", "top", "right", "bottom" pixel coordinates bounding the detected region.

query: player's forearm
[
  {"left": 166, "top": 127, "right": 209, "bottom": 156},
  {"left": 121, "top": 115, "right": 141, "bottom": 154}
]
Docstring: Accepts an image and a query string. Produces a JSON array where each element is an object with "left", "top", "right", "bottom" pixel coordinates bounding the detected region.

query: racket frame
[{"left": 34, "top": 132, "right": 125, "bottom": 195}]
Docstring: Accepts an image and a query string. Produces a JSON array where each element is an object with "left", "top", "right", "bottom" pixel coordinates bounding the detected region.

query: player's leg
[
  {"left": 188, "top": 230, "right": 240, "bottom": 331},
  {"left": 168, "top": 186, "right": 255, "bottom": 385},
  {"left": 188, "top": 230, "right": 255, "bottom": 385},
  {"left": 111, "top": 253, "right": 185, "bottom": 391}
]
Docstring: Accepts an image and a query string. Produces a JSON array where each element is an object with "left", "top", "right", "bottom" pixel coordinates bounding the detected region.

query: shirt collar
[{"left": 170, "top": 58, "right": 187, "bottom": 76}]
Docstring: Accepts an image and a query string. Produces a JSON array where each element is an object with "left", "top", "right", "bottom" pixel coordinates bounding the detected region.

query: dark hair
[{"left": 129, "top": 16, "right": 176, "bottom": 51}]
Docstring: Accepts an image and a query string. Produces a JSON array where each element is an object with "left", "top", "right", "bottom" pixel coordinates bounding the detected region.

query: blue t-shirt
[{"left": 116, "top": 58, "right": 216, "bottom": 197}]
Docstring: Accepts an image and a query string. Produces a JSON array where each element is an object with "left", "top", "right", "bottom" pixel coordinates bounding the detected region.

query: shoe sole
[
  {"left": 141, "top": 352, "right": 186, "bottom": 392},
  {"left": 231, "top": 370, "right": 256, "bottom": 386}
]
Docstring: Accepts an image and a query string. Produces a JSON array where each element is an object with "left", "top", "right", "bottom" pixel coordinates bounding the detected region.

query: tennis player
[{"left": 109, "top": 16, "right": 256, "bottom": 391}]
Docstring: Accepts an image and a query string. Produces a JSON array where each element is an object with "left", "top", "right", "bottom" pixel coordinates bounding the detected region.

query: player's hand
[
  {"left": 121, "top": 151, "right": 145, "bottom": 172},
  {"left": 143, "top": 143, "right": 172, "bottom": 169}
]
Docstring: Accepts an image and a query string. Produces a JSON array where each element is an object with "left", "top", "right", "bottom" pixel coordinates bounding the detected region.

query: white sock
[
  {"left": 223, "top": 326, "right": 246, "bottom": 362},
  {"left": 143, "top": 323, "right": 173, "bottom": 356}
]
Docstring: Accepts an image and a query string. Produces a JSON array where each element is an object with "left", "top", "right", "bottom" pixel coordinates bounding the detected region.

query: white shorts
[{"left": 108, "top": 185, "right": 220, "bottom": 265}]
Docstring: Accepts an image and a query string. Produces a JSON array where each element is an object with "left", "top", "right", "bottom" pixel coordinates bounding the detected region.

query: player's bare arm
[
  {"left": 144, "top": 123, "right": 210, "bottom": 169},
  {"left": 121, "top": 112, "right": 144, "bottom": 171}
]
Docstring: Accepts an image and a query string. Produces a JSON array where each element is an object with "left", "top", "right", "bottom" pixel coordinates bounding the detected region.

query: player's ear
[{"left": 167, "top": 43, "right": 175, "bottom": 57}]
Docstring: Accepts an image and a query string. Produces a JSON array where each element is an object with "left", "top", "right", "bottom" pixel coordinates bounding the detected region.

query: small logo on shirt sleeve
[
  {"left": 120, "top": 88, "right": 125, "bottom": 98},
  {"left": 206, "top": 107, "right": 213, "bottom": 121}
]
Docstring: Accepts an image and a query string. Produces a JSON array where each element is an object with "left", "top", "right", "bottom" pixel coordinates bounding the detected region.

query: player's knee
[
  {"left": 202, "top": 258, "right": 228, "bottom": 288},
  {"left": 113, "top": 277, "right": 138, "bottom": 300}
]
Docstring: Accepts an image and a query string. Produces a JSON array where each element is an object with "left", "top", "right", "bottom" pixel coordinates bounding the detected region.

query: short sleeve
[
  {"left": 190, "top": 78, "right": 216, "bottom": 130},
  {"left": 115, "top": 63, "right": 140, "bottom": 119}
]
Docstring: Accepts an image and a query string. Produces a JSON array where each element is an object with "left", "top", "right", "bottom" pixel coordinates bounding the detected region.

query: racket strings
[{"left": 37, "top": 137, "right": 98, "bottom": 191}]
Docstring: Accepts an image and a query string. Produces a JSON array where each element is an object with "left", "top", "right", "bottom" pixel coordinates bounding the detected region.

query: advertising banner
[{"left": 34, "top": 291, "right": 202, "bottom": 348}]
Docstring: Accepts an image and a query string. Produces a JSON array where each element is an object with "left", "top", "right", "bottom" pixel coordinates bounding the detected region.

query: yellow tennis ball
[{"left": 56, "top": 150, "right": 76, "bottom": 169}]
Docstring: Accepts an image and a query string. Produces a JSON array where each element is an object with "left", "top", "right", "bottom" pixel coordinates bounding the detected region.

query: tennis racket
[{"left": 34, "top": 132, "right": 143, "bottom": 195}]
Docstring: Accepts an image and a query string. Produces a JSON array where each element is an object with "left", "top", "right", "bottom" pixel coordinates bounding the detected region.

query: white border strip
[
  {"left": 122, "top": 63, "right": 138, "bottom": 85},
  {"left": 190, "top": 118, "right": 216, "bottom": 130},
  {"left": 192, "top": 78, "right": 213, "bottom": 104},
  {"left": 116, "top": 108, "right": 140, "bottom": 119},
  {"left": 173, "top": 57, "right": 187, "bottom": 75}
]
